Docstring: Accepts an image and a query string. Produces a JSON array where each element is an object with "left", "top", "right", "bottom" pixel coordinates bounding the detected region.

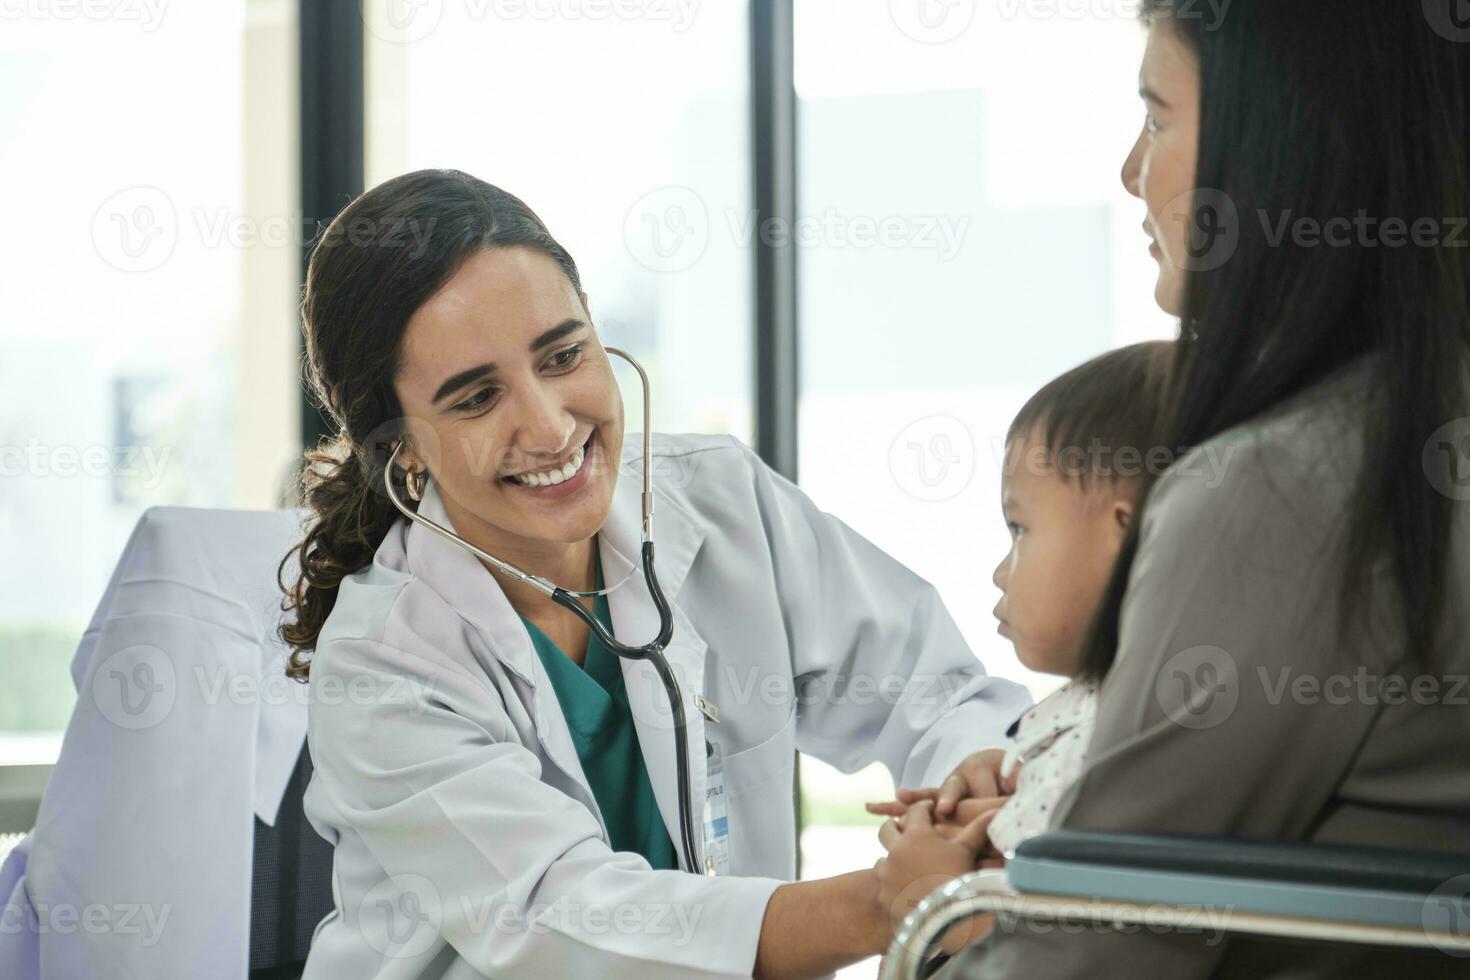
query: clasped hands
[{"left": 865, "top": 748, "right": 1016, "bottom": 949}]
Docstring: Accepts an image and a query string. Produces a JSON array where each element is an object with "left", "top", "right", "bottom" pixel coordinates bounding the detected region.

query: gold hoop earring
[{"left": 404, "top": 468, "right": 427, "bottom": 502}]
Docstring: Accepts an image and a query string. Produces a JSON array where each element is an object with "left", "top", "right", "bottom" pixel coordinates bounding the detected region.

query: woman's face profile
[
  {"left": 391, "top": 246, "right": 625, "bottom": 553},
  {"left": 1121, "top": 21, "right": 1201, "bottom": 317}
]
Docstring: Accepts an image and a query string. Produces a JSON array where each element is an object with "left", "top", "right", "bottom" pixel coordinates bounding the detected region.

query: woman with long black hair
[{"left": 883, "top": 1, "right": 1470, "bottom": 975}]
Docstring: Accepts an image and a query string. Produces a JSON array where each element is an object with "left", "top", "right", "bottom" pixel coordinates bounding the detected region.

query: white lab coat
[{"left": 300, "top": 433, "right": 1029, "bottom": 980}]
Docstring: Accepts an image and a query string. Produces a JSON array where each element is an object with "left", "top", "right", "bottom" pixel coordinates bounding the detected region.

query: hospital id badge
[{"left": 701, "top": 740, "right": 731, "bottom": 876}]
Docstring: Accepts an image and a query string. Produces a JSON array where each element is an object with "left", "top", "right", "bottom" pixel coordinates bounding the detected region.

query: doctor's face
[
  {"left": 392, "top": 246, "right": 624, "bottom": 553},
  {"left": 1120, "top": 21, "right": 1200, "bottom": 317},
  {"left": 991, "top": 429, "right": 1133, "bottom": 677}
]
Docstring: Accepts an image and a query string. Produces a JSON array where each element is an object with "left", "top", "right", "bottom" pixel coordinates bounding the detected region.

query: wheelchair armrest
[
  {"left": 881, "top": 833, "right": 1470, "bottom": 980},
  {"left": 1008, "top": 830, "right": 1470, "bottom": 932}
]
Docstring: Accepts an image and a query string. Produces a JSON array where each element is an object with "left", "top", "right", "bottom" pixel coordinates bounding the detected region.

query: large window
[
  {"left": 790, "top": 6, "right": 1174, "bottom": 966},
  {"left": 365, "top": 0, "right": 755, "bottom": 440},
  {"left": 0, "top": 0, "right": 300, "bottom": 767}
]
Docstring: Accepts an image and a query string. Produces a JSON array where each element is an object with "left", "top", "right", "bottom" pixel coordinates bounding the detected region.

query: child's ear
[{"left": 1112, "top": 498, "right": 1135, "bottom": 536}]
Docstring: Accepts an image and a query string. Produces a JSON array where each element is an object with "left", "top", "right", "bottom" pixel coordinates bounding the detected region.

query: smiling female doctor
[{"left": 278, "top": 169, "right": 1028, "bottom": 980}]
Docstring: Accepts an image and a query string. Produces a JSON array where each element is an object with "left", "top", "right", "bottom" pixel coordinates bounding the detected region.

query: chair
[
  {"left": 248, "top": 743, "right": 336, "bottom": 979},
  {"left": 0, "top": 506, "right": 326, "bottom": 980},
  {"left": 880, "top": 830, "right": 1470, "bottom": 979}
]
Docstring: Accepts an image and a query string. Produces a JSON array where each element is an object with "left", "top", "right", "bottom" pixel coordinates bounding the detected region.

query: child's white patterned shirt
[{"left": 987, "top": 679, "right": 1099, "bottom": 857}]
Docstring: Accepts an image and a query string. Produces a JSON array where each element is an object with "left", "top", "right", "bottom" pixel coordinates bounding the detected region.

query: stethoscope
[{"left": 381, "top": 348, "right": 704, "bottom": 875}]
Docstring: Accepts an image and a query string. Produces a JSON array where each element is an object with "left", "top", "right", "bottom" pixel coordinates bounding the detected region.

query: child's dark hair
[{"left": 1006, "top": 340, "right": 1176, "bottom": 493}]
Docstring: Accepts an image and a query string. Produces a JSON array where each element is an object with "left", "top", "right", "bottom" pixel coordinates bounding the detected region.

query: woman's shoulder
[
  {"left": 1151, "top": 355, "right": 1381, "bottom": 528},
  {"left": 313, "top": 554, "right": 481, "bottom": 684},
  {"left": 1131, "top": 359, "right": 1388, "bottom": 644},
  {"left": 316, "top": 561, "right": 414, "bottom": 651}
]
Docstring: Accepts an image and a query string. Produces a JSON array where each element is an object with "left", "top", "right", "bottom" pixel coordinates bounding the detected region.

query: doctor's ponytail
[
  {"left": 278, "top": 434, "right": 402, "bottom": 682},
  {"left": 278, "top": 169, "right": 583, "bottom": 681}
]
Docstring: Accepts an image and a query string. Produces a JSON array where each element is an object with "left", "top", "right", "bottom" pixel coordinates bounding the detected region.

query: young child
[{"left": 869, "top": 340, "right": 1175, "bottom": 941}]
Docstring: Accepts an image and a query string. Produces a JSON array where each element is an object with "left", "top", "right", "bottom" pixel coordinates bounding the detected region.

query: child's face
[{"left": 992, "top": 428, "right": 1135, "bottom": 677}]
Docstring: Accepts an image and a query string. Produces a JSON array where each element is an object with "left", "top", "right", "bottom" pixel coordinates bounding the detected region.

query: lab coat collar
[
  {"left": 402, "top": 483, "right": 540, "bottom": 686},
  {"left": 401, "top": 448, "right": 713, "bottom": 865},
  {"left": 400, "top": 452, "right": 709, "bottom": 670}
]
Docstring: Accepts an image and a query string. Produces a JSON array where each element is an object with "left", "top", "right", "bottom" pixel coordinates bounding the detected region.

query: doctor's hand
[
  {"left": 865, "top": 747, "right": 1014, "bottom": 821},
  {"left": 874, "top": 800, "right": 995, "bottom": 934},
  {"left": 869, "top": 797, "right": 1004, "bottom": 849}
]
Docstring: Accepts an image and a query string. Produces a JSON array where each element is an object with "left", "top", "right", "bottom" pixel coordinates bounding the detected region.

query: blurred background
[{"left": 0, "top": 2, "right": 1173, "bottom": 974}]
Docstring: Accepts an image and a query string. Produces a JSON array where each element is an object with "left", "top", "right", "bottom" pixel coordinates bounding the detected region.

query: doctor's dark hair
[
  {"left": 1077, "top": 1, "right": 1470, "bottom": 684},
  {"left": 278, "top": 169, "right": 583, "bottom": 681}
]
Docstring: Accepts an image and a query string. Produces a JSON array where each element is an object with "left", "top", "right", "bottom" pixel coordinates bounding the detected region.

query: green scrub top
[{"left": 518, "top": 550, "right": 680, "bottom": 871}]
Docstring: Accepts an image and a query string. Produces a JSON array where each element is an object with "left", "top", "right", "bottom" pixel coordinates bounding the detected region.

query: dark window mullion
[
  {"left": 752, "top": 0, "right": 800, "bottom": 482},
  {"left": 298, "top": 0, "right": 365, "bottom": 451},
  {"left": 751, "top": 0, "right": 803, "bottom": 875}
]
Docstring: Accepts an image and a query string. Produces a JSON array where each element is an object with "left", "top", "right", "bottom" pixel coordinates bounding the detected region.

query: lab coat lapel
[
  {"left": 403, "top": 483, "right": 540, "bottom": 686},
  {"left": 599, "top": 459, "right": 712, "bottom": 869},
  {"left": 402, "top": 485, "right": 593, "bottom": 805}
]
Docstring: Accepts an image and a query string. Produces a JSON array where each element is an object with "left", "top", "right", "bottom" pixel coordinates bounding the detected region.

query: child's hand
[
  {"left": 868, "top": 796, "right": 1005, "bottom": 835},
  {"left": 864, "top": 748, "right": 1015, "bottom": 821},
  {"left": 936, "top": 808, "right": 1007, "bottom": 866},
  {"left": 873, "top": 800, "right": 995, "bottom": 932}
]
